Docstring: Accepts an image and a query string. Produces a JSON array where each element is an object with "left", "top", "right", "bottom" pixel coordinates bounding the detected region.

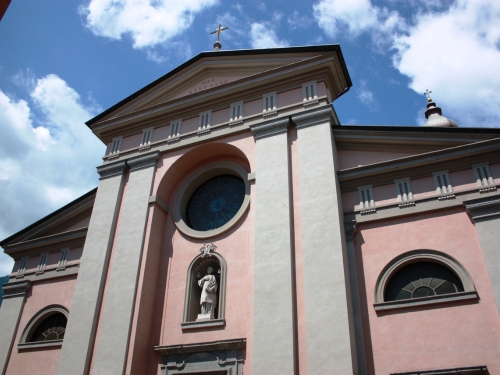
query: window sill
[
  {"left": 18, "top": 340, "right": 63, "bottom": 350},
  {"left": 181, "top": 319, "right": 225, "bottom": 330},
  {"left": 374, "top": 291, "right": 479, "bottom": 312}
]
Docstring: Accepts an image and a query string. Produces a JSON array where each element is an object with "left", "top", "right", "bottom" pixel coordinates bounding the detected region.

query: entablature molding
[
  {"left": 464, "top": 196, "right": 500, "bottom": 222},
  {"left": 344, "top": 189, "right": 499, "bottom": 226},
  {"left": 333, "top": 126, "right": 500, "bottom": 153},
  {"left": 3, "top": 227, "right": 87, "bottom": 260},
  {"left": 390, "top": 366, "right": 488, "bottom": 375},
  {"left": 2, "top": 280, "right": 31, "bottom": 299},
  {"left": 154, "top": 338, "right": 246, "bottom": 356},
  {"left": 10, "top": 263, "right": 79, "bottom": 283},
  {"left": 250, "top": 116, "right": 291, "bottom": 140},
  {"left": 291, "top": 105, "right": 336, "bottom": 129},
  {"left": 127, "top": 150, "right": 160, "bottom": 171},
  {"left": 338, "top": 137, "right": 500, "bottom": 192},
  {"left": 97, "top": 160, "right": 128, "bottom": 180}
]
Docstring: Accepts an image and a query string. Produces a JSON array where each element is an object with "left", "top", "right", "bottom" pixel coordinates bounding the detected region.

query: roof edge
[{"left": 0, "top": 188, "right": 97, "bottom": 247}]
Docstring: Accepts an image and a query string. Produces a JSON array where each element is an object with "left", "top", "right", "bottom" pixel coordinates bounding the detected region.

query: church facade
[{"left": 1, "top": 44, "right": 500, "bottom": 375}]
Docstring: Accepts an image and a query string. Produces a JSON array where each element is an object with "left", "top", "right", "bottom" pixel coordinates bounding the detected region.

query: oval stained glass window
[{"left": 186, "top": 175, "right": 245, "bottom": 231}]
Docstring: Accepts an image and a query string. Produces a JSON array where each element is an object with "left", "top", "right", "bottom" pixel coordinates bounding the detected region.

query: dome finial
[{"left": 422, "top": 91, "right": 458, "bottom": 128}]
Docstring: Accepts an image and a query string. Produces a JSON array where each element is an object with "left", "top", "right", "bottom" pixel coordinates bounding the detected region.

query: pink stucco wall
[
  {"left": 5, "top": 276, "right": 77, "bottom": 375},
  {"left": 356, "top": 208, "right": 500, "bottom": 373}
]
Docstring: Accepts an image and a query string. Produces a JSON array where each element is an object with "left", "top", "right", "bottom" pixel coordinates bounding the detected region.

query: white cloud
[
  {"left": 357, "top": 80, "right": 378, "bottom": 109},
  {"left": 313, "top": 0, "right": 500, "bottom": 127},
  {"left": 313, "top": 0, "right": 406, "bottom": 46},
  {"left": 80, "top": 0, "right": 219, "bottom": 49},
  {"left": 287, "top": 10, "right": 312, "bottom": 30},
  {"left": 0, "top": 74, "right": 105, "bottom": 275},
  {"left": 250, "top": 22, "right": 289, "bottom": 49},
  {"left": 392, "top": 0, "right": 500, "bottom": 126}
]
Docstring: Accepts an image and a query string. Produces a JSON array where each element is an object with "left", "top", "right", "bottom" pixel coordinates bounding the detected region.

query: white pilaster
[
  {"left": 292, "top": 106, "right": 358, "bottom": 374},
  {"left": 250, "top": 117, "right": 296, "bottom": 375},
  {"left": 56, "top": 160, "right": 127, "bottom": 375},
  {"left": 465, "top": 196, "right": 500, "bottom": 316},
  {"left": 91, "top": 151, "right": 159, "bottom": 375},
  {"left": 0, "top": 280, "right": 31, "bottom": 375}
]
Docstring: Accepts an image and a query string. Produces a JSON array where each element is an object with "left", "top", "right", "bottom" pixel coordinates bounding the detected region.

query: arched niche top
[
  {"left": 155, "top": 142, "right": 251, "bottom": 203},
  {"left": 19, "top": 304, "right": 69, "bottom": 344},
  {"left": 374, "top": 250, "right": 476, "bottom": 305},
  {"left": 173, "top": 161, "right": 251, "bottom": 239},
  {"left": 183, "top": 251, "right": 227, "bottom": 323}
]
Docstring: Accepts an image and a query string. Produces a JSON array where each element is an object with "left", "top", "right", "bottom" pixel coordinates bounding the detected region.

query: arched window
[
  {"left": 30, "top": 313, "right": 67, "bottom": 342},
  {"left": 182, "top": 250, "right": 227, "bottom": 329},
  {"left": 374, "top": 250, "right": 478, "bottom": 311},
  {"left": 385, "top": 262, "right": 464, "bottom": 301},
  {"left": 19, "top": 305, "right": 69, "bottom": 349}
]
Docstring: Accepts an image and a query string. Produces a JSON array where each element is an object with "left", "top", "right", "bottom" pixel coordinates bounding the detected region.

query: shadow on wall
[{"left": 0, "top": 275, "right": 9, "bottom": 307}]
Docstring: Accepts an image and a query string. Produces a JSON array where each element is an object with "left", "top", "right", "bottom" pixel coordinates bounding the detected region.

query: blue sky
[{"left": 1, "top": 0, "right": 499, "bottom": 273}]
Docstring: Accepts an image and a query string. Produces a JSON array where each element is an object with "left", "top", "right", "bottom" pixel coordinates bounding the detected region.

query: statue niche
[{"left": 183, "top": 246, "right": 226, "bottom": 323}]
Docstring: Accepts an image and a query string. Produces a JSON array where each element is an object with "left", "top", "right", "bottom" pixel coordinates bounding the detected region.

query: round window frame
[
  {"left": 19, "top": 305, "right": 69, "bottom": 345},
  {"left": 173, "top": 161, "right": 251, "bottom": 239}
]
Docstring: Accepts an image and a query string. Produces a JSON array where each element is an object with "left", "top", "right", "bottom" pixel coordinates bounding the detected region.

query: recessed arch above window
[
  {"left": 19, "top": 305, "right": 68, "bottom": 349},
  {"left": 172, "top": 161, "right": 251, "bottom": 239},
  {"left": 374, "top": 250, "right": 478, "bottom": 311}
]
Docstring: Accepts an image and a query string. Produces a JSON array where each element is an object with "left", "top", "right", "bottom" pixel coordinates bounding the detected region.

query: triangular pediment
[
  {"left": 0, "top": 189, "right": 96, "bottom": 248},
  {"left": 88, "top": 47, "right": 346, "bottom": 127}
]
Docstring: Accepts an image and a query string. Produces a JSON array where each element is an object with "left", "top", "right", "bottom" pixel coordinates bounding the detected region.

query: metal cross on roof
[
  {"left": 424, "top": 89, "right": 432, "bottom": 99},
  {"left": 211, "top": 24, "right": 229, "bottom": 42}
]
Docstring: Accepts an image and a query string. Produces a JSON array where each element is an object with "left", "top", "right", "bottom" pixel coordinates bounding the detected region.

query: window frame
[
  {"left": 18, "top": 305, "right": 69, "bottom": 350},
  {"left": 374, "top": 250, "right": 478, "bottom": 311}
]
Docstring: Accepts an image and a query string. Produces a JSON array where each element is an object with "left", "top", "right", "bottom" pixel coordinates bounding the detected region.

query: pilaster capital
[
  {"left": 250, "top": 117, "right": 290, "bottom": 140},
  {"left": 2, "top": 280, "right": 31, "bottom": 299},
  {"left": 97, "top": 160, "right": 128, "bottom": 180},
  {"left": 127, "top": 150, "right": 160, "bottom": 172},
  {"left": 291, "top": 105, "right": 334, "bottom": 130},
  {"left": 464, "top": 196, "right": 500, "bottom": 222},
  {"left": 344, "top": 220, "right": 357, "bottom": 242}
]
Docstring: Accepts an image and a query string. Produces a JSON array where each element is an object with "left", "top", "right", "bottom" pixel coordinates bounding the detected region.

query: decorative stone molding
[
  {"left": 155, "top": 339, "right": 245, "bottom": 375},
  {"left": 438, "top": 194, "right": 456, "bottom": 201},
  {"left": 148, "top": 195, "right": 169, "bottom": 214},
  {"left": 127, "top": 150, "right": 160, "bottom": 172},
  {"left": 398, "top": 201, "right": 416, "bottom": 208},
  {"left": 344, "top": 220, "right": 356, "bottom": 242},
  {"left": 173, "top": 161, "right": 251, "bottom": 239},
  {"left": 19, "top": 305, "right": 68, "bottom": 348},
  {"left": 464, "top": 196, "right": 500, "bottom": 222},
  {"left": 229, "top": 120, "right": 244, "bottom": 128},
  {"left": 181, "top": 319, "right": 225, "bottom": 330},
  {"left": 360, "top": 208, "right": 376, "bottom": 215},
  {"left": 250, "top": 117, "right": 290, "bottom": 140},
  {"left": 197, "top": 128, "right": 211, "bottom": 136},
  {"left": 96, "top": 160, "right": 128, "bottom": 180},
  {"left": 479, "top": 186, "right": 497, "bottom": 193},
  {"left": 374, "top": 250, "right": 477, "bottom": 310},
  {"left": 167, "top": 137, "right": 180, "bottom": 144},
  {"left": 262, "top": 110, "right": 278, "bottom": 119},
  {"left": 303, "top": 99, "right": 319, "bottom": 108},
  {"left": 2, "top": 280, "right": 31, "bottom": 299},
  {"left": 391, "top": 365, "right": 488, "bottom": 375},
  {"left": 291, "top": 105, "right": 334, "bottom": 129}
]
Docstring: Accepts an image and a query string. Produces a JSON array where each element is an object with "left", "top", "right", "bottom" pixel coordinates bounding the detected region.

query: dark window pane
[
  {"left": 394, "top": 290, "right": 412, "bottom": 301},
  {"left": 186, "top": 175, "right": 245, "bottom": 231},
  {"left": 413, "top": 286, "right": 435, "bottom": 298},
  {"left": 385, "top": 262, "right": 464, "bottom": 302},
  {"left": 30, "top": 313, "right": 67, "bottom": 342}
]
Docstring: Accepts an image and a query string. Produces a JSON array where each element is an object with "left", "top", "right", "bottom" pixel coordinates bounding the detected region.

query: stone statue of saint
[{"left": 197, "top": 266, "right": 218, "bottom": 320}]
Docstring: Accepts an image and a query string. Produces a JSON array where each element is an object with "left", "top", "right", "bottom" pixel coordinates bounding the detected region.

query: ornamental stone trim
[
  {"left": 181, "top": 319, "right": 225, "bottom": 330},
  {"left": 2, "top": 280, "right": 31, "bottom": 299},
  {"left": 250, "top": 117, "right": 290, "bottom": 140},
  {"left": 464, "top": 196, "right": 500, "bottom": 222},
  {"left": 19, "top": 305, "right": 69, "bottom": 345},
  {"left": 344, "top": 220, "right": 356, "bottom": 242},
  {"left": 127, "top": 150, "right": 160, "bottom": 172},
  {"left": 391, "top": 365, "right": 488, "bottom": 375},
  {"left": 155, "top": 339, "right": 245, "bottom": 375},
  {"left": 97, "top": 160, "right": 128, "bottom": 180},
  {"left": 291, "top": 105, "right": 334, "bottom": 129}
]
